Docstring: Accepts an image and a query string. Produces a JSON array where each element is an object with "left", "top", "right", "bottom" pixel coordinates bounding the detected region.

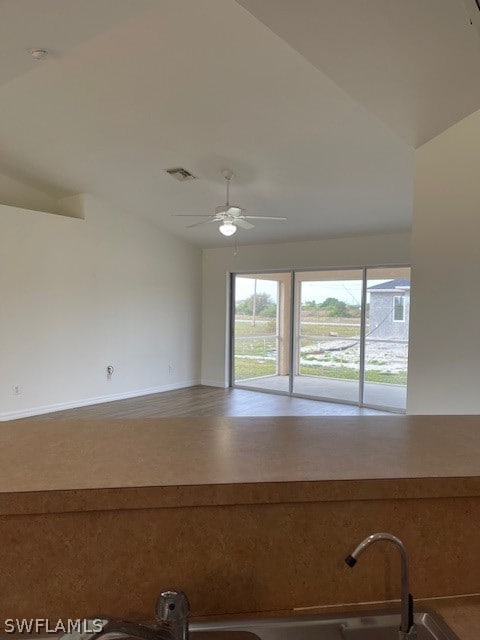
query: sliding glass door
[{"left": 231, "top": 266, "right": 410, "bottom": 411}]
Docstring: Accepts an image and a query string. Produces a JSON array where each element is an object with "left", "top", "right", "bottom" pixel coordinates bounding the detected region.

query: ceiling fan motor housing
[{"left": 215, "top": 204, "right": 243, "bottom": 217}]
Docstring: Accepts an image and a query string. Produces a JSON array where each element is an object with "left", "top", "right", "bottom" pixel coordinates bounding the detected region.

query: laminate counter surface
[
  {"left": 433, "top": 596, "right": 480, "bottom": 640},
  {"left": 2, "top": 416, "right": 480, "bottom": 494}
]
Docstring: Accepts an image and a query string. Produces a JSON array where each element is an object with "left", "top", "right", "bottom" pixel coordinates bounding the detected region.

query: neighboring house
[{"left": 368, "top": 279, "right": 410, "bottom": 341}]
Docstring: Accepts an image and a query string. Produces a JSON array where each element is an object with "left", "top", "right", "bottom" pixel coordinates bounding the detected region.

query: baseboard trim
[
  {"left": 0, "top": 380, "right": 201, "bottom": 421},
  {"left": 200, "top": 379, "right": 229, "bottom": 388}
]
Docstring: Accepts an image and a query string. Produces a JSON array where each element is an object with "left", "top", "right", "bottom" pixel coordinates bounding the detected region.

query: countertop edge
[{"left": 2, "top": 475, "right": 480, "bottom": 516}]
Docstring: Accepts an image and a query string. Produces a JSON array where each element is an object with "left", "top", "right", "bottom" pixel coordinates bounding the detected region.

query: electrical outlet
[
  {"left": 13, "top": 385, "right": 21, "bottom": 396},
  {"left": 168, "top": 363, "right": 174, "bottom": 375},
  {"left": 106, "top": 365, "right": 114, "bottom": 379}
]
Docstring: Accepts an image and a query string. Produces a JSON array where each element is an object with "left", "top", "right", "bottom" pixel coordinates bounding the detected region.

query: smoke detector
[
  {"left": 165, "top": 167, "right": 198, "bottom": 182},
  {"left": 28, "top": 49, "right": 49, "bottom": 60}
]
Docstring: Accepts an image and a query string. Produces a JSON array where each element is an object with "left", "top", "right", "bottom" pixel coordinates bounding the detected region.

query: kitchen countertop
[
  {"left": 433, "top": 596, "right": 480, "bottom": 640},
  {"left": 1, "top": 415, "right": 480, "bottom": 514}
]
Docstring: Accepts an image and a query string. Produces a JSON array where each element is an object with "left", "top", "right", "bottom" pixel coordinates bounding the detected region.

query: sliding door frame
[
  {"left": 229, "top": 269, "right": 294, "bottom": 395},
  {"left": 230, "top": 263, "right": 410, "bottom": 413}
]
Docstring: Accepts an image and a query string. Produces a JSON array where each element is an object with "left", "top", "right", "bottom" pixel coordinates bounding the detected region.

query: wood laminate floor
[{"left": 27, "top": 385, "right": 390, "bottom": 420}]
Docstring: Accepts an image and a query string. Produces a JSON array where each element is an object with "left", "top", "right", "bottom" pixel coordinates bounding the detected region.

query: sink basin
[
  {"left": 190, "top": 609, "right": 460, "bottom": 640},
  {"left": 192, "top": 633, "right": 261, "bottom": 640},
  {"left": 0, "top": 610, "right": 459, "bottom": 640}
]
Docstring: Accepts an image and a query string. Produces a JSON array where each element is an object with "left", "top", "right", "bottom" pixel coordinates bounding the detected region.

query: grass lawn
[
  {"left": 234, "top": 317, "right": 406, "bottom": 385},
  {"left": 235, "top": 318, "right": 363, "bottom": 339},
  {"left": 300, "top": 363, "right": 407, "bottom": 385},
  {"left": 235, "top": 319, "right": 276, "bottom": 336},
  {"left": 235, "top": 336, "right": 276, "bottom": 356},
  {"left": 300, "top": 323, "right": 361, "bottom": 338},
  {"left": 234, "top": 358, "right": 276, "bottom": 379},
  {"left": 235, "top": 357, "right": 406, "bottom": 385}
]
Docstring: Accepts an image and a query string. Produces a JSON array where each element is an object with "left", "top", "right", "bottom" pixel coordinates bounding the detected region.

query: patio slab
[{"left": 236, "top": 374, "right": 406, "bottom": 410}]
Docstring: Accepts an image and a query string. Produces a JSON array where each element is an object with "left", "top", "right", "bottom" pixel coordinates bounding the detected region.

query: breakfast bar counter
[
  {"left": 1, "top": 415, "right": 480, "bottom": 513},
  {"left": 0, "top": 416, "right": 479, "bottom": 624}
]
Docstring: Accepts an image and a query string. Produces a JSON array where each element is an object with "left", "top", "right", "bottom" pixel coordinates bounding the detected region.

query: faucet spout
[{"left": 345, "top": 533, "right": 415, "bottom": 640}]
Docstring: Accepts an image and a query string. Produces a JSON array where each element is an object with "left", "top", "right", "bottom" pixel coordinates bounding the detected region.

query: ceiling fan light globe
[{"left": 219, "top": 221, "right": 237, "bottom": 236}]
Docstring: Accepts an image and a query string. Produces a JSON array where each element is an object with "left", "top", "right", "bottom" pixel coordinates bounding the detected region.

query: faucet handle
[{"left": 155, "top": 590, "right": 189, "bottom": 624}]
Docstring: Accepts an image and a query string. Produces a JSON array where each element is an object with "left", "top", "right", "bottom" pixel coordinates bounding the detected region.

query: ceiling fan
[{"left": 172, "top": 170, "right": 287, "bottom": 236}]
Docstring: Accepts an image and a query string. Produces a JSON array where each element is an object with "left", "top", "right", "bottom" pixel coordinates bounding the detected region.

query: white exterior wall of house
[
  {"left": 369, "top": 290, "right": 410, "bottom": 341},
  {"left": 0, "top": 196, "right": 202, "bottom": 420}
]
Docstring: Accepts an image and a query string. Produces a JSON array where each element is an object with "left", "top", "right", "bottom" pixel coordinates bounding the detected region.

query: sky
[{"left": 234, "top": 276, "right": 392, "bottom": 306}]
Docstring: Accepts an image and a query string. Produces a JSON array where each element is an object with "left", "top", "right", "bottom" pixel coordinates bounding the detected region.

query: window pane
[
  {"left": 293, "top": 270, "right": 362, "bottom": 403},
  {"left": 233, "top": 273, "right": 291, "bottom": 393},
  {"left": 394, "top": 296, "right": 405, "bottom": 322},
  {"left": 364, "top": 267, "right": 410, "bottom": 410}
]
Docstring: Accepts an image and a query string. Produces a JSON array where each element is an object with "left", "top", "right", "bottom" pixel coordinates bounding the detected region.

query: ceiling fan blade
[
  {"left": 234, "top": 219, "right": 255, "bottom": 229},
  {"left": 243, "top": 215, "right": 287, "bottom": 221},
  {"left": 172, "top": 172, "right": 287, "bottom": 232},
  {"left": 186, "top": 218, "right": 217, "bottom": 228}
]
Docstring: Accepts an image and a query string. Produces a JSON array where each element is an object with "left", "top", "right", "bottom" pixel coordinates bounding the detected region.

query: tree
[
  {"left": 320, "top": 297, "right": 350, "bottom": 317},
  {"left": 302, "top": 299, "right": 321, "bottom": 311},
  {"left": 236, "top": 293, "right": 277, "bottom": 317}
]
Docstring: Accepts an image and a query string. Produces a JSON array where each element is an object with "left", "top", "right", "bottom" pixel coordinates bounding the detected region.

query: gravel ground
[{"left": 302, "top": 339, "right": 408, "bottom": 373}]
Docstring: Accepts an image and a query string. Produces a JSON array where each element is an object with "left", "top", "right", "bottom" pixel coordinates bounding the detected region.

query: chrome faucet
[
  {"left": 345, "top": 533, "right": 416, "bottom": 640},
  {"left": 156, "top": 590, "right": 190, "bottom": 640},
  {"left": 59, "top": 590, "right": 189, "bottom": 640}
]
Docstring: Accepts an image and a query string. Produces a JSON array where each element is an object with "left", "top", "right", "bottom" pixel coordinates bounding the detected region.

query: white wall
[
  {"left": 0, "top": 171, "right": 60, "bottom": 214},
  {"left": 408, "top": 108, "right": 480, "bottom": 413},
  {"left": 0, "top": 195, "right": 202, "bottom": 419},
  {"left": 0, "top": 172, "right": 86, "bottom": 218},
  {"left": 202, "top": 232, "right": 411, "bottom": 387}
]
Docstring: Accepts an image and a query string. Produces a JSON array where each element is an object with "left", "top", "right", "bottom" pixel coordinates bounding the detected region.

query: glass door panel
[
  {"left": 364, "top": 267, "right": 410, "bottom": 410},
  {"left": 293, "top": 270, "right": 363, "bottom": 403},
  {"left": 232, "top": 273, "right": 291, "bottom": 393}
]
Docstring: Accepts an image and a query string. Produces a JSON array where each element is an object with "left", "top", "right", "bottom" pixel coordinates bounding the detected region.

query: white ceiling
[
  {"left": 237, "top": 0, "right": 480, "bottom": 147},
  {"left": 0, "top": 0, "right": 478, "bottom": 247}
]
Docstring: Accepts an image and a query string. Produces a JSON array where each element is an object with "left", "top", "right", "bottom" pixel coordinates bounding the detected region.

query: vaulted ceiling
[{"left": 1, "top": 0, "right": 479, "bottom": 247}]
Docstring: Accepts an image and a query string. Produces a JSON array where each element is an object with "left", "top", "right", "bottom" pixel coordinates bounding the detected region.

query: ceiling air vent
[{"left": 165, "top": 167, "right": 198, "bottom": 182}]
